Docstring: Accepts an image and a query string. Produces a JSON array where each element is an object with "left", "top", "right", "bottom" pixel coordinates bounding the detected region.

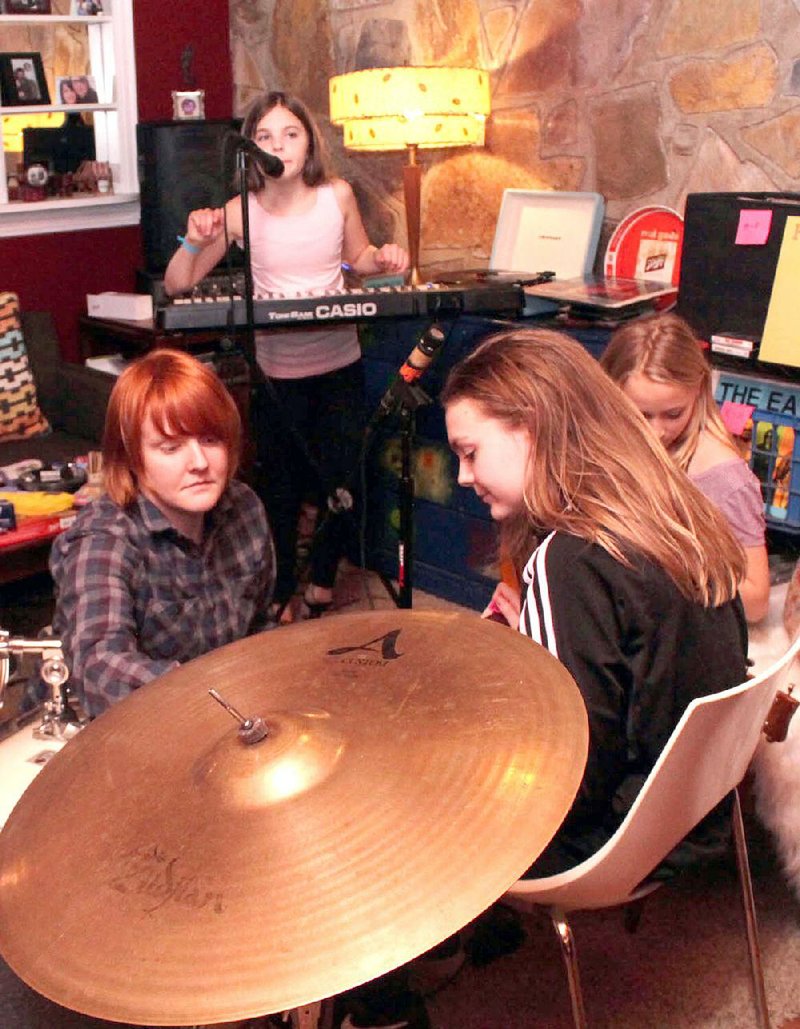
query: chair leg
[
  {"left": 549, "top": 907, "right": 588, "bottom": 1029},
  {"left": 732, "top": 785, "right": 771, "bottom": 1029}
]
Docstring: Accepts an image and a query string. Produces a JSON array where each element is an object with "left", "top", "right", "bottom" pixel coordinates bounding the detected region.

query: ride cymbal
[{"left": 0, "top": 609, "right": 587, "bottom": 1025}]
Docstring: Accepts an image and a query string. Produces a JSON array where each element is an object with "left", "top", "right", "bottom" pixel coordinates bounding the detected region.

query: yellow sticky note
[{"left": 760, "top": 216, "right": 800, "bottom": 366}]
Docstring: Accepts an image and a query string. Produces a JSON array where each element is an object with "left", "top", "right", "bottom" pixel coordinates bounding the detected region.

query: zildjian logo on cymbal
[
  {"left": 109, "top": 844, "right": 225, "bottom": 915},
  {"left": 326, "top": 629, "right": 402, "bottom": 663}
]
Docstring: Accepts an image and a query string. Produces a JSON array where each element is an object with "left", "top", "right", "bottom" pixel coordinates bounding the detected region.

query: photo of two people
[
  {"left": 0, "top": 53, "right": 50, "bottom": 106},
  {"left": 57, "top": 75, "right": 100, "bottom": 105}
]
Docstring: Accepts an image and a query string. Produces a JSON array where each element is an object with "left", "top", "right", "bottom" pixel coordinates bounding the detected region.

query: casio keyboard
[{"left": 156, "top": 273, "right": 553, "bottom": 331}]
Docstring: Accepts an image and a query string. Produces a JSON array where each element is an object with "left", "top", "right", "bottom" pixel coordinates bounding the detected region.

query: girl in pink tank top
[{"left": 164, "top": 90, "right": 409, "bottom": 622}]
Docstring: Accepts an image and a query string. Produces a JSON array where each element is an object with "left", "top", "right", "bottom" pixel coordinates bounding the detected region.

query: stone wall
[{"left": 230, "top": 0, "right": 800, "bottom": 271}]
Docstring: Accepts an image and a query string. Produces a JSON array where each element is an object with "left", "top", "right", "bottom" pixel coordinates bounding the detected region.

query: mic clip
[
  {"left": 378, "top": 377, "right": 432, "bottom": 419},
  {"left": 373, "top": 323, "right": 446, "bottom": 422}
]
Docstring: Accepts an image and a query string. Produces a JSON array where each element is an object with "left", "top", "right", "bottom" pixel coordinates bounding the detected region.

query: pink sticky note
[
  {"left": 735, "top": 209, "right": 772, "bottom": 245},
  {"left": 720, "top": 401, "right": 755, "bottom": 436}
]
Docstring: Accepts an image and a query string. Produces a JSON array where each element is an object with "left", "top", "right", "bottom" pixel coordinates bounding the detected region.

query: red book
[{"left": 0, "top": 513, "right": 77, "bottom": 550}]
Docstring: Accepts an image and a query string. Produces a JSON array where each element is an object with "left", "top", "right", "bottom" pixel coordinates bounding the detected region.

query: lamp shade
[{"left": 329, "top": 66, "right": 490, "bottom": 151}]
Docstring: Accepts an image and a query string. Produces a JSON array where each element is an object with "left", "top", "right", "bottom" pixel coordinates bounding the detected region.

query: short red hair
[{"left": 103, "top": 348, "right": 241, "bottom": 506}]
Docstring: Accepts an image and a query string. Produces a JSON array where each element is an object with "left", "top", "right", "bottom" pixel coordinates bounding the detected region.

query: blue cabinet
[
  {"left": 360, "top": 316, "right": 613, "bottom": 608},
  {"left": 360, "top": 316, "right": 507, "bottom": 610}
]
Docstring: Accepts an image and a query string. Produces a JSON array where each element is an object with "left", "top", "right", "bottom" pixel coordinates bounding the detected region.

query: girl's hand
[
  {"left": 481, "top": 582, "right": 521, "bottom": 627},
  {"left": 185, "top": 207, "right": 226, "bottom": 249},
  {"left": 374, "top": 243, "right": 410, "bottom": 274}
]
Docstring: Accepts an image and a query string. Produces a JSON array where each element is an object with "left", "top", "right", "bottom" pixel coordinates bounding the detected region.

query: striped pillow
[{"left": 0, "top": 292, "right": 51, "bottom": 441}]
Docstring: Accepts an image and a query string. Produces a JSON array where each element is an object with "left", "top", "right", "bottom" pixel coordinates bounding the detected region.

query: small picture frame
[
  {"left": 0, "top": 53, "right": 51, "bottom": 107},
  {"left": 172, "top": 89, "right": 205, "bottom": 121},
  {"left": 4, "top": 1, "right": 52, "bottom": 13},
  {"left": 71, "top": 0, "right": 104, "bottom": 14},
  {"left": 56, "top": 74, "right": 99, "bottom": 105}
]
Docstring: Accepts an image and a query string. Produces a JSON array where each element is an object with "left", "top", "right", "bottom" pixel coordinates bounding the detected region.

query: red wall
[{"left": 0, "top": 0, "right": 233, "bottom": 361}]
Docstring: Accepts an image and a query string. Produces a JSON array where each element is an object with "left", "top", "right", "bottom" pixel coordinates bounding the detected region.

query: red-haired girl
[{"left": 50, "top": 348, "right": 275, "bottom": 717}]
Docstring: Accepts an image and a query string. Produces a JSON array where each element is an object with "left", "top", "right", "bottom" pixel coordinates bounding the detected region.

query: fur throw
[
  {"left": 753, "top": 708, "right": 800, "bottom": 902},
  {"left": 752, "top": 570, "right": 800, "bottom": 902}
]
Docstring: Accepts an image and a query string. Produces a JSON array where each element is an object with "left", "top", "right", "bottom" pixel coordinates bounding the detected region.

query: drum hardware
[
  {"left": 0, "top": 631, "right": 86, "bottom": 742},
  {"left": 267, "top": 1001, "right": 331, "bottom": 1029},
  {"left": 209, "top": 686, "right": 269, "bottom": 744}
]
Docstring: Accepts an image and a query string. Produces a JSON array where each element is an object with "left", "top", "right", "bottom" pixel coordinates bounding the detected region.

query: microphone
[
  {"left": 227, "top": 133, "right": 285, "bottom": 179},
  {"left": 378, "top": 324, "right": 446, "bottom": 416},
  {"left": 397, "top": 324, "right": 447, "bottom": 385}
]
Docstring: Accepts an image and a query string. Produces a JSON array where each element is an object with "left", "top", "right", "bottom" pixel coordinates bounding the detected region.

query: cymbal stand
[
  {"left": 269, "top": 1000, "right": 332, "bottom": 1028},
  {"left": 292, "top": 1001, "right": 331, "bottom": 1028},
  {"left": 0, "top": 632, "right": 85, "bottom": 741},
  {"left": 186, "top": 1001, "right": 331, "bottom": 1028}
]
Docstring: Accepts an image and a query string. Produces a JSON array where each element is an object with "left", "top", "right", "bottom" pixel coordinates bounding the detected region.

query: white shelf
[
  {"left": 0, "top": 103, "right": 116, "bottom": 115},
  {"left": 0, "top": 14, "right": 112, "bottom": 23},
  {"left": 0, "top": 1, "right": 138, "bottom": 236},
  {"left": 0, "top": 192, "right": 140, "bottom": 237}
]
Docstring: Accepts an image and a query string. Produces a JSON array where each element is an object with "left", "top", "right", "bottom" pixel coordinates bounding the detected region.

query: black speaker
[
  {"left": 676, "top": 191, "right": 800, "bottom": 342},
  {"left": 137, "top": 118, "right": 243, "bottom": 273},
  {"left": 24, "top": 114, "right": 96, "bottom": 175}
]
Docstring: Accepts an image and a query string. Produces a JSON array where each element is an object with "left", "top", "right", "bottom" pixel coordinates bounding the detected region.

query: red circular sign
[{"left": 604, "top": 206, "right": 684, "bottom": 285}]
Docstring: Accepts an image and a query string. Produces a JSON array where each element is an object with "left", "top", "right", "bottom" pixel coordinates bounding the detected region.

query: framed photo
[
  {"left": 172, "top": 89, "right": 205, "bottom": 121},
  {"left": 71, "top": 0, "right": 105, "bottom": 13},
  {"left": 0, "top": 53, "right": 51, "bottom": 107},
  {"left": 4, "top": 1, "right": 52, "bottom": 12},
  {"left": 57, "top": 74, "right": 99, "bottom": 105}
]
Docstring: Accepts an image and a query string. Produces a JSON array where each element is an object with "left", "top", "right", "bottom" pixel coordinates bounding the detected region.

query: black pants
[{"left": 253, "top": 359, "right": 366, "bottom": 604}]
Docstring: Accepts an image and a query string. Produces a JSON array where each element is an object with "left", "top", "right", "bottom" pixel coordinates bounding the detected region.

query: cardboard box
[{"left": 86, "top": 292, "right": 154, "bottom": 321}]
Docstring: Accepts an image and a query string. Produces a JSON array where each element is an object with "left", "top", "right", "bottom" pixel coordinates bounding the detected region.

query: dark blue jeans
[{"left": 253, "top": 359, "right": 366, "bottom": 604}]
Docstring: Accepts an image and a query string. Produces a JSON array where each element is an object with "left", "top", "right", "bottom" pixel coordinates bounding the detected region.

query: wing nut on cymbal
[{"left": 208, "top": 687, "right": 269, "bottom": 744}]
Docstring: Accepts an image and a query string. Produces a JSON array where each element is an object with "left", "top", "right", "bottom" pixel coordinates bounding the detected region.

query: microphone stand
[
  {"left": 280, "top": 333, "right": 440, "bottom": 613},
  {"left": 234, "top": 147, "right": 259, "bottom": 388},
  {"left": 233, "top": 143, "right": 308, "bottom": 498},
  {"left": 231, "top": 141, "right": 362, "bottom": 621},
  {"left": 300, "top": 322, "right": 448, "bottom": 612},
  {"left": 231, "top": 145, "right": 443, "bottom": 614},
  {"left": 356, "top": 334, "right": 445, "bottom": 610},
  {"left": 378, "top": 387, "right": 430, "bottom": 609}
]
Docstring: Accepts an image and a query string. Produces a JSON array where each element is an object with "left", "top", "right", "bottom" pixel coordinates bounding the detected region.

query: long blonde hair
[
  {"left": 441, "top": 328, "right": 745, "bottom": 607},
  {"left": 601, "top": 312, "right": 735, "bottom": 471}
]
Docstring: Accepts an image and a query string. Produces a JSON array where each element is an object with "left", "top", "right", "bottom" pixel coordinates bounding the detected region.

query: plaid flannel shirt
[{"left": 50, "top": 480, "right": 275, "bottom": 717}]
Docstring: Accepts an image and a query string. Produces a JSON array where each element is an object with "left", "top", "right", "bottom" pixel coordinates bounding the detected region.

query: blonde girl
[{"left": 602, "top": 312, "right": 769, "bottom": 622}]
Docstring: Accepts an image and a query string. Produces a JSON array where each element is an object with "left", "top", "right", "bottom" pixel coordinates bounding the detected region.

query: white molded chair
[{"left": 504, "top": 632, "right": 800, "bottom": 1029}]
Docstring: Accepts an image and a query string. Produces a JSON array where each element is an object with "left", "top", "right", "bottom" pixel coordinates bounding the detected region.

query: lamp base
[{"left": 402, "top": 155, "right": 422, "bottom": 286}]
